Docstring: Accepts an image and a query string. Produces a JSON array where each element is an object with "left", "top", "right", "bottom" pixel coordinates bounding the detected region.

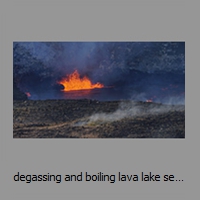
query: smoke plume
[
  {"left": 13, "top": 42, "right": 185, "bottom": 103},
  {"left": 74, "top": 101, "right": 184, "bottom": 126}
]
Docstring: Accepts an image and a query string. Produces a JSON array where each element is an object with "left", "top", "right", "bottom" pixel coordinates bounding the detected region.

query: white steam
[{"left": 74, "top": 101, "right": 184, "bottom": 126}]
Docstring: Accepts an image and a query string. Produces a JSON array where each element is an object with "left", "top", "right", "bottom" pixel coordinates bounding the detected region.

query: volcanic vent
[
  {"left": 13, "top": 42, "right": 185, "bottom": 138},
  {"left": 13, "top": 42, "right": 185, "bottom": 103}
]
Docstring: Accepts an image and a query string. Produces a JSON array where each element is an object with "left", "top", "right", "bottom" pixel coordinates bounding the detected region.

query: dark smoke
[{"left": 13, "top": 42, "right": 185, "bottom": 104}]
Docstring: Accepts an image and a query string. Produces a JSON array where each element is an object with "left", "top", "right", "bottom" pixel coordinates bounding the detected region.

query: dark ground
[{"left": 13, "top": 99, "right": 185, "bottom": 138}]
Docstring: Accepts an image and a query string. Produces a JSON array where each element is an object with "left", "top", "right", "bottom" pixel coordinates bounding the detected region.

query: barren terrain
[{"left": 13, "top": 99, "right": 185, "bottom": 138}]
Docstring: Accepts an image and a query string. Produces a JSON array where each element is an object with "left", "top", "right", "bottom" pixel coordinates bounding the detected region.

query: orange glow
[
  {"left": 58, "top": 70, "right": 104, "bottom": 91},
  {"left": 146, "top": 99, "right": 152, "bottom": 103},
  {"left": 25, "top": 92, "right": 31, "bottom": 97}
]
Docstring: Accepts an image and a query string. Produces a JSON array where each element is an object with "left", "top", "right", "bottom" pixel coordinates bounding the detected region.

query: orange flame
[{"left": 58, "top": 70, "right": 104, "bottom": 92}]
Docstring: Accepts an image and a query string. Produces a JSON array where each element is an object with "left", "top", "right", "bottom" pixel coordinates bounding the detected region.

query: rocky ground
[{"left": 13, "top": 99, "right": 185, "bottom": 138}]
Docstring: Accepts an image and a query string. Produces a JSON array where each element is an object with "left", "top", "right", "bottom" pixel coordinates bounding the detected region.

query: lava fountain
[{"left": 58, "top": 70, "right": 104, "bottom": 92}]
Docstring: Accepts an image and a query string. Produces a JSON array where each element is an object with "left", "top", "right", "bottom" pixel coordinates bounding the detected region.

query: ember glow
[
  {"left": 58, "top": 70, "right": 104, "bottom": 91},
  {"left": 146, "top": 99, "right": 153, "bottom": 103},
  {"left": 25, "top": 92, "right": 31, "bottom": 97}
]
